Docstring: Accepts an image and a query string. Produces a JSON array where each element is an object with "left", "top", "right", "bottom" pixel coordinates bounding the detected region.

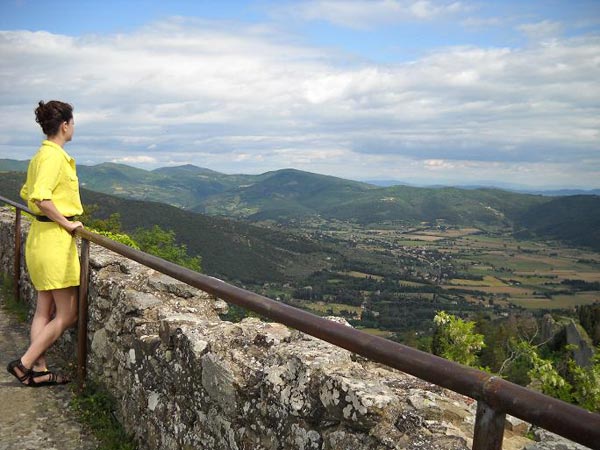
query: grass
[
  {"left": 70, "top": 381, "right": 137, "bottom": 450},
  {"left": 339, "top": 271, "right": 384, "bottom": 280},
  {"left": 302, "top": 301, "right": 362, "bottom": 316},
  {"left": 0, "top": 272, "right": 29, "bottom": 322},
  {"left": 398, "top": 280, "right": 427, "bottom": 287},
  {"left": 394, "top": 239, "right": 433, "bottom": 246},
  {"left": 449, "top": 275, "right": 507, "bottom": 287},
  {"left": 356, "top": 327, "right": 395, "bottom": 337},
  {"left": 510, "top": 292, "right": 600, "bottom": 309}
]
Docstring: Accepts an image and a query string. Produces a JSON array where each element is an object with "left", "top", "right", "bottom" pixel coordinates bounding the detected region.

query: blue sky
[{"left": 1, "top": 0, "right": 599, "bottom": 188}]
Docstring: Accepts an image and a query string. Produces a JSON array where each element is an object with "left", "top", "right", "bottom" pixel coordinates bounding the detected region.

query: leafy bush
[
  {"left": 133, "top": 225, "right": 202, "bottom": 271},
  {"left": 517, "top": 342, "right": 600, "bottom": 412},
  {"left": 431, "top": 311, "right": 485, "bottom": 366},
  {"left": 0, "top": 272, "right": 28, "bottom": 322},
  {"left": 90, "top": 229, "right": 140, "bottom": 249},
  {"left": 70, "top": 381, "right": 136, "bottom": 450}
]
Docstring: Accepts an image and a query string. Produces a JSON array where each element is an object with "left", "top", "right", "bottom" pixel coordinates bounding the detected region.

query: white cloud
[
  {"left": 276, "top": 0, "right": 468, "bottom": 29},
  {"left": 461, "top": 16, "right": 503, "bottom": 30},
  {"left": 518, "top": 20, "right": 564, "bottom": 41},
  {"left": 0, "top": 18, "right": 598, "bottom": 188}
]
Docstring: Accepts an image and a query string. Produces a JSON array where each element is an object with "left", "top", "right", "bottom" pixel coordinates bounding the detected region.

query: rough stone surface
[
  {"left": 0, "top": 207, "right": 593, "bottom": 450},
  {"left": 524, "top": 428, "right": 592, "bottom": 450},
  {"left": 565, "top": 320, "right": 594, "bottom": 367}
]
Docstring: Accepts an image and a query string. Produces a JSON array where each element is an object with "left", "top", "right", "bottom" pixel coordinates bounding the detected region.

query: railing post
[
  {"left": 13, "top": 209, "right": 21, "bottom": 303},
  {"left": 77, "top": 238, "right": 90, "bottom": 391},
  {"left": 472, "top": 400, "right": 505, "bottom": 450}
]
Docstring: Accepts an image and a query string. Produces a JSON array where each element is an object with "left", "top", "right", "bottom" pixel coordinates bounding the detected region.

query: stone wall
[{"left": 0, "top": 207, "right": 558, "bottom": 450}]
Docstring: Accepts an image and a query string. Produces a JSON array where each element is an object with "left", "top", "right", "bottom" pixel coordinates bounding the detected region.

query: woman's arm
[{"left": 35, "top": 199, "right": 83, "bottom": 234}]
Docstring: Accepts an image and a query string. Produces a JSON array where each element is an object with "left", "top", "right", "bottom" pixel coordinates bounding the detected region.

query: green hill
[
  {"left": 0, "top": 171, "right": 334, "bottom": 283},
  {"left": 0, "top": 159, "right": 28, "bottom": 172},
  {"left": 2, "top": 159, "right": 599, "bottom": 250},
  {"left": 0, "top": 159, "right": 545, "bottom": 225},
  {"left": 152, "top": 164, "right": 223, "bottom": 177},
  {"left": 198, "top": 168, "right": 376, "bottom": 220},
  {"left": 319, "top": 185, "right": 547, "bottom": 226},
  {"left": 515, "top": 195, "right": 600, "bottom": 250}
]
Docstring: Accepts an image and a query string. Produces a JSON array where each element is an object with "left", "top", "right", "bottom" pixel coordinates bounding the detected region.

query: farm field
[
  {"left": 273, "top": 220, "right": 599, "bottom": 335},
  {"left": 316, "top": 222, "right": 599, "bottom": 311},
  {"left": 509, "top": 292, "right": 600, "bottom": 309},
  {"left": 434, "top": 230, "right": 600, "bottom": 310}
]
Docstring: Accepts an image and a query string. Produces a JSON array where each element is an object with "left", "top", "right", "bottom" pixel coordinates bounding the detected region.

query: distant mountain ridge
[
  {"left": 1, "top": 159, "right": 599, "bottom": 249},
  {"left": 362, "top": 177, "right": 600, "bottom": 196}
]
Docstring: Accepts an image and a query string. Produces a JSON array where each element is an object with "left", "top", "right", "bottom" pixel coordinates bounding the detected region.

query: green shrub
[
  {"left": 0, "top": 272, "right": 28, "bottom": 322},
  {"left": 70, "top": 381, "right": 136, "bottom": 450}
]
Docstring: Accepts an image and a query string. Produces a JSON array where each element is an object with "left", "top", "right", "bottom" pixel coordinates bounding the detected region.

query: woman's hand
[{"left": 64, "top": 220, "right": 84, "bottom": 235}]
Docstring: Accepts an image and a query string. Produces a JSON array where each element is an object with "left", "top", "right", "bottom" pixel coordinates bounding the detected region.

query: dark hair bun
[{"left": 35, "top": 100, "right": 73, "bottom": 137}]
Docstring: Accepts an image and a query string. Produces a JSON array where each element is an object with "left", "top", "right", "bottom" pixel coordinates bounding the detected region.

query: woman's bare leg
[
  {"left": 20, "top": 286, "right": 78, "bottom": 373},
  {"left": 30, "top": 290, "right": 55, "bottom": 371}
]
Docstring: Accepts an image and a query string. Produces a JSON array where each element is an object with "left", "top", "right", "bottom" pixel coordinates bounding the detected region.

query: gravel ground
[{"left": 0, "top": 297, "right": 98, "bottom": 450}]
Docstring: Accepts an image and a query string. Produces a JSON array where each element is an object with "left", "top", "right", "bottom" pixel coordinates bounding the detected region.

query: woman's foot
[
  {"left": 32, "top": 361, "right": 49, "bottom": 375},
  {"left": 32, "top": 368, "right": 50, "bottom": 377},
  {"left": 33, "top": 357, "right": 48, "bottom": 374},
  {"left": 30, "top": 370, "right": 70, "bottom": 387},
  {"left": 6, "top": 359, "right": 33, "bottom": 386}
]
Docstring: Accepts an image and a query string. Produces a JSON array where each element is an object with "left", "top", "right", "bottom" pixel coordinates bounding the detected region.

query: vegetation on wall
[
  {"left": 430, "top": 311, "right": 600, "bottom": 413},
  {"left": 133, "top": 225, "right": 201, "bottom": 271}
]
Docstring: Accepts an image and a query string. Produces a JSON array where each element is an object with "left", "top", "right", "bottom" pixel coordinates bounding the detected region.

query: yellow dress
[{"left": 20, "top": 140, "right": 83, "bottom": 291}]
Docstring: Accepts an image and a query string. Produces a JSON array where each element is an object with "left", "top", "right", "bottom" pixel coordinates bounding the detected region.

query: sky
[{"left": 0, "top": 0, "right": 599, "bottom": 189}]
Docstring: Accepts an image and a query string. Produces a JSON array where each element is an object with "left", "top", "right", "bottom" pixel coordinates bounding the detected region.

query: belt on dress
[{"left": 35, "top": 215, "right": 75, "bottom": 222}]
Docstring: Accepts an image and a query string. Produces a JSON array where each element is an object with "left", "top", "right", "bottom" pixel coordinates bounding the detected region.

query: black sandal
[
  {"left": 31, "top": 368, "right": 50, "bottom": 377},
  {"left": 6, "top": 359, "right": 33, "bottom": 386},
  {"left": 31, "top": 370, "right": 71, "bottom": 387}
]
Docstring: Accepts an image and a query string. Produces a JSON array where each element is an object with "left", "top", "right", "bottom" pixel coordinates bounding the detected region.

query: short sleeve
[
  {"left": 29, "top": 151, "right": 63, "bottom": 202},
  {"left": 19, "top": 183, "right": 28, "bottom": 201}
]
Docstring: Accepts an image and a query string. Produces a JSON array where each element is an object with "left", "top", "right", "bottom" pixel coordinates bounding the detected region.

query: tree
[
  {"left": 79, "top": 205, "right": 139, "bottom": 248},
  {"left": 509, "top": 341, "right": 600, "bottom": 412},
  {"left": 133, "top": 225, "right": 201, "bottom": 271},
  {"left": 568, "top": 350, "right": 600, "bottom": 412},
  {"left": 431, "top": 311, "right": 485, "bottom": 367}
]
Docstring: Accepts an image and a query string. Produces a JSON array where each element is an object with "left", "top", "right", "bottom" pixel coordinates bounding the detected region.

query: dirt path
[{"left": 0, "top": 297, "right": 98, "bottom": 450}]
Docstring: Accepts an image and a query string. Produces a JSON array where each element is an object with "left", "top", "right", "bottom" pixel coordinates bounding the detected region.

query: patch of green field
[
  {"left": 510, "top": 275, "right": 556, "bottom": 285},
  {"left": 550, "top": 270, "right": 600, "bottom": 281},
  {"left": 356, "top": 327, "right": 394, "bottom": 338},
  {"left": 444, "top": 285, "right": 533, "bottom": 296},
  {"left": 340, "top": 271, "right": 384, "bottom": 280},
  {"left": 466, "top": 254, "right": 554, "bottom": 272},
  {"left": 396, "top": 239, "right": 435, "bottom": 246},
  {"left": 449, "top": 275, "right": 507, "bottom": 287},
  {"left": 509, "top": 292, "right": 600, "bottom": 309},
  {"left": 399, "top": 293, "right": 435, "bottom": 300},
  {"left": 402, "top": 234, "right": 445, "bottom": 241},
  {"left": 398, "top": 280, "right": 426, "bottom": 287},
  {"left": 303, "top": 301, "right": 362, "bottom": 315}
]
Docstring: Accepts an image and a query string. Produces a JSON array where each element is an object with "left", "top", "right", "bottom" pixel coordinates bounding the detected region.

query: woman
[{"left": 7, "top": 100, "right": 84, "bottom": 387}]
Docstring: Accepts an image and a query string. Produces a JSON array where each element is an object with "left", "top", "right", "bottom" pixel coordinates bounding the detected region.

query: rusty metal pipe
[
  {"left": 77, "top": 238, "right": 90, "bottom": 391},
  {"left": 13, "top": 209, "right": 21, "bottom": 303},
  {"left": 473, "top": 401, "right": 505, "bottom": 450}
]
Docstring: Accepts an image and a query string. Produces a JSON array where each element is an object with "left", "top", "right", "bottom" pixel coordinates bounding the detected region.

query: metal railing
[{"left": 1, "top": 194, "right": 599, "bottom": 450}]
